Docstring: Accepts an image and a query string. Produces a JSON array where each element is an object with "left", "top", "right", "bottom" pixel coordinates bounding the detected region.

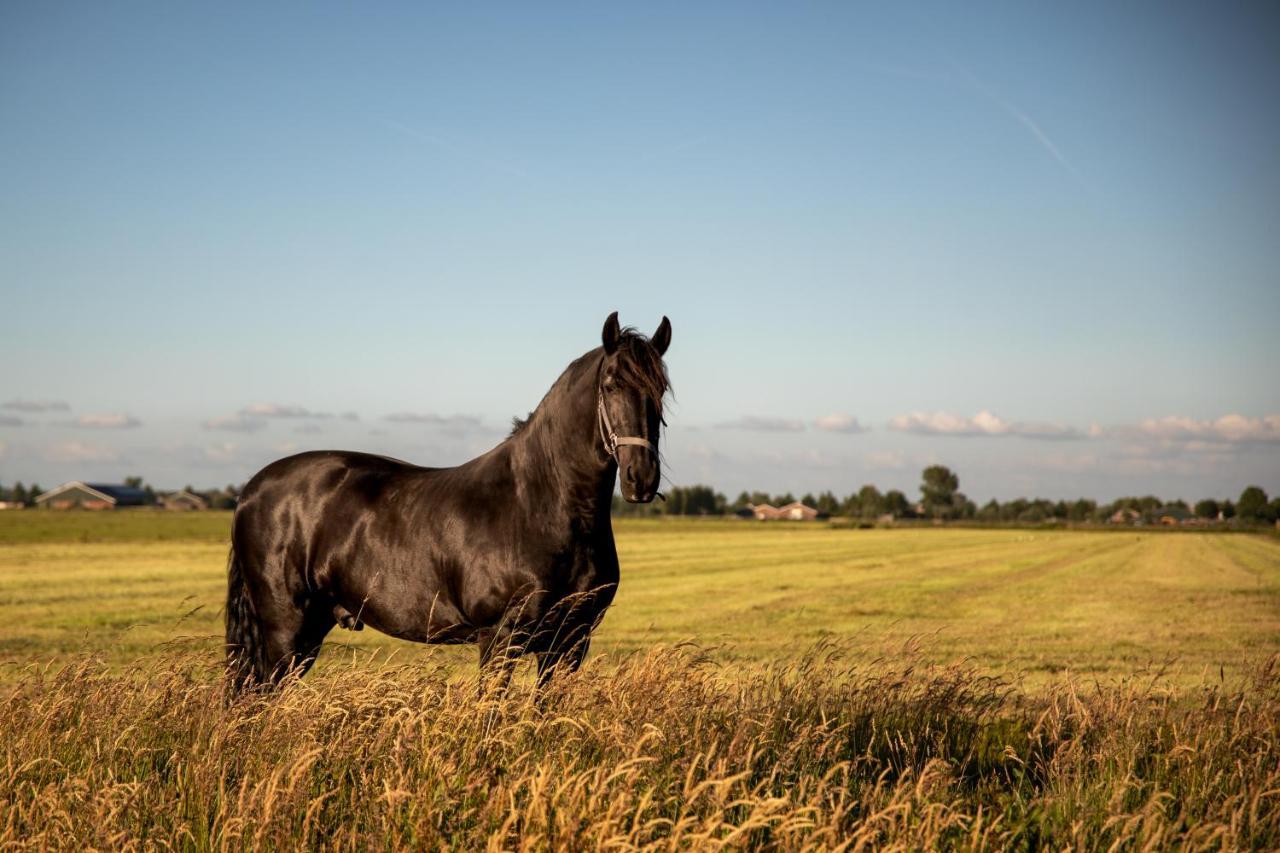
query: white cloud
[
  {"left": 44, "top": 440, "right": 119, "bottom": 462},
  {"left": 71, "top": 413, "right": 142, "bottom": 429},
  {"left": 1130, "top": 414, "right": 1280, "bottom": 444},
  {"left": 716, "top": 416, "right": 806, "bottom": 432},
  {"left": 203, "top": 414, "right": 268, "bottom": 433},
  {"left": 889, "top": 410, "right": 1084, "bottom": 440},
  {"left": 2, "top": 399, "right": 70, "bottom": 412},
  {"left": 815, "top": 414, "right": 868, "bottom": 434}
]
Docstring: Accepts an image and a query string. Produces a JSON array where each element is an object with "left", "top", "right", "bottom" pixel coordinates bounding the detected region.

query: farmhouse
[
  {"left": 748, "top": 501, "right": 820, "bottom": 521},
  {"left": 1108, "top": 508, "right": 1141, "bottom": 525},
  {"left": 161, "top": 490, "right": 208, "bottom": 511},
  {"left": 34, "top": 482, "right": 148, "bottom": 510}
]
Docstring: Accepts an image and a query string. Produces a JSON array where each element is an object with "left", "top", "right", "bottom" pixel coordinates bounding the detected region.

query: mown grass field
[
  {"left": 2, "top": 512, "right": 1278, "bottom": 849},
  {"left": 0, "top": 512, "right": 1276, "bottom": 685}
]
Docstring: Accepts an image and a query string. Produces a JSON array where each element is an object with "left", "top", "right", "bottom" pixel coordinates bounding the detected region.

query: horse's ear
[
  {"left": 602, "top": 311, "right": 621, "bottom": 354},
  {"left": 651, "top": 316, "right": 671, "bottom": 356}
]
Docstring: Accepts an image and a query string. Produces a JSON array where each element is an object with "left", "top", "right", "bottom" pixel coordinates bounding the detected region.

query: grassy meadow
[{"left": 1, "top": 511, "right": 1278, "bottom": 848}]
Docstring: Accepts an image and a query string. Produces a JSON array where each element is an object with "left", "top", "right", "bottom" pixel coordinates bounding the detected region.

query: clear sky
[{"left": 2, "top": 2, "right": 1278, "bottom": 502}]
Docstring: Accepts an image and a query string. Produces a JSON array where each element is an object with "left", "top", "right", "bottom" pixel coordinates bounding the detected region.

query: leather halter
[{"left": 597, "top": 389, "right": 658, "bottom": 460}]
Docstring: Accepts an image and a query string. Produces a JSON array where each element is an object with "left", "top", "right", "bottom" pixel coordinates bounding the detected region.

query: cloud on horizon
[
  {"left": 0, "top": 415, "right": 25, "bottom": 427},
  {"left": 384, "top": 412, "right": 484, "bottom": 430},
  {"left": 814, "top": 413, "right": 868, "bottom": 434},
  {"left": 716, "top": 415, "right": 806, "bottom": 433},
  {"left": 2, "top": 399, "right": 70, "bottom": 413},
  {"left": 1125, "top": 414, "right": 1280, "bottom": 444},
  {"left": 889, "top": 410, "right": 1085, "bottom": 440},
  {"left": 240, "top": 403, "right": 356, "bottom": 420},
  {"left": 68, "top": 413, "right": 142, "bottom": 429},
  {"left": 203, "top": 414, "right": 268, "bottom": 433}
]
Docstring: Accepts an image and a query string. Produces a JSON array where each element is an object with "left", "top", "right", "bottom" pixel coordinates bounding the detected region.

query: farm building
[
  {"left": 34, "top": 482, "right": 148, "bottom": 510},
  {"left": 161, "top": 490, "right": 208, "bottom": 511},
  {"left": 1108, "top": 508, "right": 1142, "bottom": 525},
  {"left": 748, "top": 501, "right": 820, "bottom": 521},
  {"left": 1155, "top": 505, "right": 1194, "bottom": 526}
]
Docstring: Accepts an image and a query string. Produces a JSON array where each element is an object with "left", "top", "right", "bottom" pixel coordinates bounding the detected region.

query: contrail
[{"left": 951, "top": 62, "right": 1079, "bottom": 179}]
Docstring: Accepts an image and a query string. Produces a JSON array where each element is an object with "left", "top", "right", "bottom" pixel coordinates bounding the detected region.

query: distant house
[
  {"left": 748, "top": 501, "right": 819, "bottom": 521},
  {"left": 161, "top": 490, "right": 208, "bottom": 511},
  {"left": 35, "top": 482, "right": 148, "bottom": 510},
  {"left": 1108, "top": 508, "right": 1141, "bottom": 525},
  {"left": 0, "top": 501, "right": 24, "bottom": 511}
]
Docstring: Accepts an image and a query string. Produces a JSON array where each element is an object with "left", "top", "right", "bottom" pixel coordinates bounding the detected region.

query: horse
[{"left": 225, "top": 312, "right": 671, "bottom": 694}]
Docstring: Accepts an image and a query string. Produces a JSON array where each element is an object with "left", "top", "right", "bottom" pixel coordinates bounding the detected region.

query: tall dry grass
[{"left": 2, "top": 645, "right": 1277, "bottom": 850}]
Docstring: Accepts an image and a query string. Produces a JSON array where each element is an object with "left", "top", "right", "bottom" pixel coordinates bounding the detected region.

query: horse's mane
[{"left": 509, "top": 327, "right": 671, "bottom": 437}]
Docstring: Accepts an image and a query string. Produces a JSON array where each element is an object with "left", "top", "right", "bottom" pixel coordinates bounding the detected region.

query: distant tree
[
  {"left": 920, "top": 465, "right": 959, "bottom": 519},
  {"left": 1268, "top": 498, "right": 1280, "bottom": 525},
  {"left": 1237, "top": 486, "right": 1269, "bottom": 524},
  {"left": 26, "top": 483, "right": 41, "bottom": 506},
  {"left": 774, "top": 492, "right": 796, "bottom": 507},
  {"left": 1220, "top": 499, "right": 1236, "bottom": 520},
  {"left": 856, "top": 484, "right": 884, "bottom": 518},
  {"left": 1194, "top": 499, "right": 1220, "bottom": 520},
  {"left": 732, "top": 491, "right": 751, "bottom": 510},
  {"left": 749, "top": 491, "right": 772, "bottom": 507},
  {"left": 124, "top": 475, "right": 145, "bottom": 489},
  {"left": 800, "top": 493, "right": 817, "bottom": 509},
  {"left": 1068, "top": 498, "right": 1096, "bottom": 522},
  {"left": 815, "top": 491, "right": 840, "bottom": 516},
  {"left": 11, "top": 482, "right": 26, "bottom": 505},
  {"left": 977, "top": 499, "right": 1001, "bottom": 522},
  {"left": 1019, "top": 505, "right": 1046, "bottom": 523},
  {"left": 884, "top": 489, "right": 911, "bottom": 518}
]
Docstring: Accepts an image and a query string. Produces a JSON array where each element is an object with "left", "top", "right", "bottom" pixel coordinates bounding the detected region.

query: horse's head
[{"left": 599, "top": 312, "right": 671, "bottom": 503}]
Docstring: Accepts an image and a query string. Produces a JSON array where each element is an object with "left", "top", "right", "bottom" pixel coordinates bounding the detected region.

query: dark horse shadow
[{"left": 225, "top": 312, "right": 671, "bottom": 696}]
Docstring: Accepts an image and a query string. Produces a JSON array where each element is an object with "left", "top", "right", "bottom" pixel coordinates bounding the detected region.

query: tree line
[
  {"left": 613, "top": 465, "right": 1280, "bottom": 526},
  {"left": 4, "top": 467, "right": 1277, "bottom": 526}
]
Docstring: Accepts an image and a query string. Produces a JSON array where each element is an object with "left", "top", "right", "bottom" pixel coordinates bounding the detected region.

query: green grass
[{"left": 1, "top": 513, "right": 1277, "bottom": 686}]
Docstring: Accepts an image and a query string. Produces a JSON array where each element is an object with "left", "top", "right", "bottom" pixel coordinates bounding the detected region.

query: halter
[{"left": 597, "top": 388, "right": 658, "bottom": 461}]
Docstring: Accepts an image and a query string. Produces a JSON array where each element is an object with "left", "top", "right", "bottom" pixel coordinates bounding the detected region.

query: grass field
[
  {"left": 2, "top": 512, "right": 1278, "bottom": 848},
  {"left": 1, "top": 512, "right": 1277, "bottom": 685}
]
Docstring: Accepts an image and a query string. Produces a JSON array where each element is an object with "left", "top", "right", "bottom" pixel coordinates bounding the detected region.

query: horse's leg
[
  {"left": 260, "top": 597, "right": 335, "bottom": 687},
  {"left": 476, "top": 626, "right": 521, "bottom": 693},
  {"left": 536, "top": 629, "right": 591, "bottom": 689}
]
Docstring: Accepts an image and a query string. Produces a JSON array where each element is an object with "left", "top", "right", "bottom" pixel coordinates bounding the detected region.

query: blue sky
[{"left": 2, "top": 2, "right": 1278, "bottom": 501}]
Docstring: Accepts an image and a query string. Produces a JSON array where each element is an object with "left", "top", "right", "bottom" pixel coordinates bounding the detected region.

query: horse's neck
[{"left": 513, "top": 351, "right": 615, "bottom": 526}]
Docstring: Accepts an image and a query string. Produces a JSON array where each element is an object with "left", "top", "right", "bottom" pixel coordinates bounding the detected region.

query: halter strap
[{"left": 597, "top": 392, "right": 658, "bottom": 460}]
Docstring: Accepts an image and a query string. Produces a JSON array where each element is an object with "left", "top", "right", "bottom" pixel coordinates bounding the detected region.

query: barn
[
  {"left": 161, "top": 490, "right": 209, "bottom": 511},
  {"left": 748, "top": 501, "right": 819, "bottom": 521},
  {"left": 34, "top": 482, "right": 148, "bottom": 510}
]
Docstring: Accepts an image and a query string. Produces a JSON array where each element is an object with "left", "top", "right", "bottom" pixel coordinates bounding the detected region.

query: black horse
[{"left": 225, "top": 312, "right": 671, "bottom": 693}]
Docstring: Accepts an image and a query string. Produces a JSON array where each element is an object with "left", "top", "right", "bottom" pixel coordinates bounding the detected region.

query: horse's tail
[{"left": 225, "top": 542, "right": 264, "bottom": 695}]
